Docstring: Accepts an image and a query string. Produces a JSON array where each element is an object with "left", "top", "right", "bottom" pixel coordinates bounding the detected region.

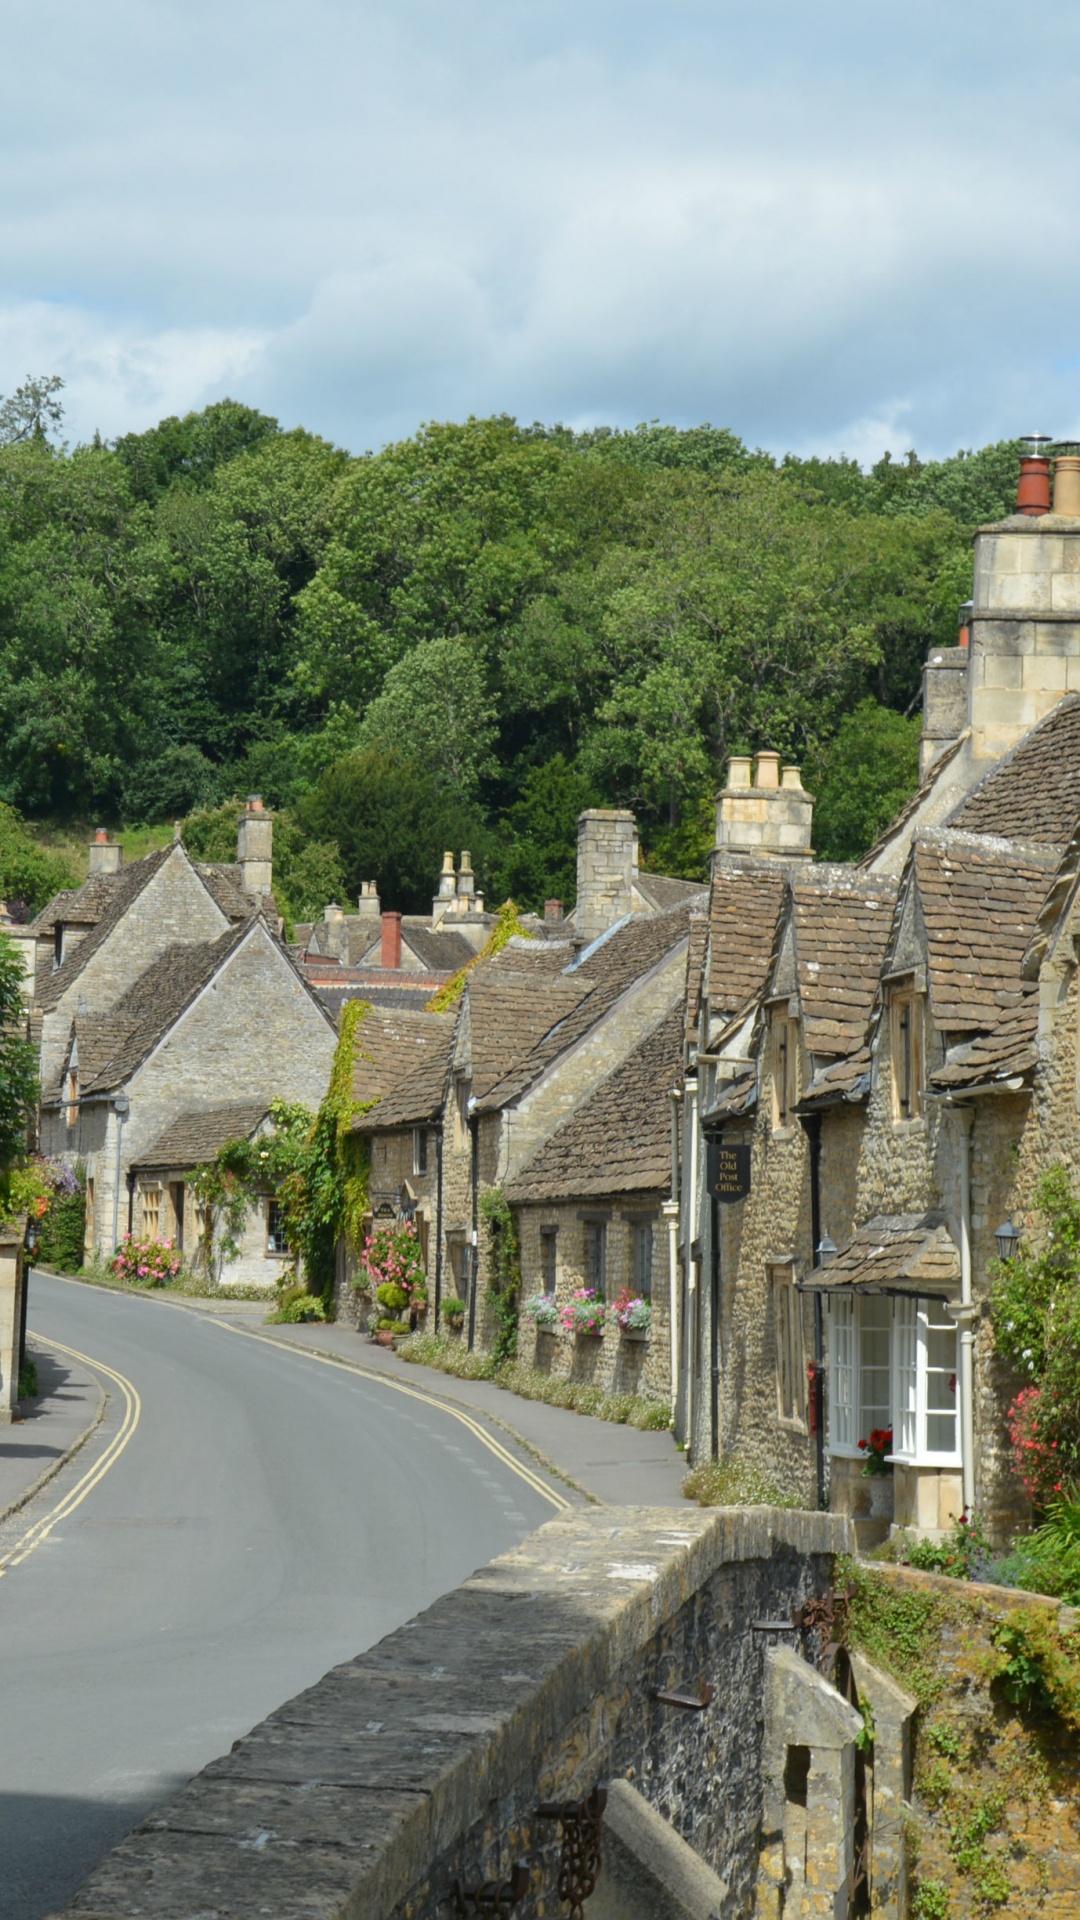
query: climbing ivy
[
  {"left": 425, "top": 901, "right": 533, "bottom": 1012},
  {"left": 479, "top": 1186, "right": 522, "bottom": 1366}
]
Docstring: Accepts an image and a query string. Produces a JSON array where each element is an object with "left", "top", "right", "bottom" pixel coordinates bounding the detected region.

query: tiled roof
[
  {"left": 400, "top": 924, "right": 478, "bottom": 971},
  {"left": 36, "top": 848, "right": 176, "bottom": 1010},
  {"left": 930, "top": 999, "right": 1039, "bottom": 1091},
  {"left": 707, "top": 864, "right": 789, "bottom": 1022},
  {"left": 34, "top": 872, "right": 124, "bottom": 931},
  {"left": 914, "top": 832, "right": 1057, "bottom": 1034},
  {"left": 804, "top": 1212, "right": 959, "bottom": 1296},
  {"left": 506, "top": 1006, "right": 683, "bottom": 1202},
  {"left": 68, "top": 921, "right": 256, "bottom": 1095},
  {"left": 317, "top": 981, "right": 445, "bottom": 1017},
  {"left": 950, "top": 696, "right": 1080, "bottom": 845},
  {"left": 465, "top": 970, "right": 590, "bottom": 1102},
  {"left": 700, "top": 1072, "right": 757, "bottom": 1125},
  {"left": 351, "top": 1007, "right": 455, "bottom": 1110},
  {"left": 635, "top": 870, "right": 705, "bottom": 911},
  {"left": 791, "top": 873, "right": 898, "bottom": 1056},
  {"left": 133, "top": 1102, "right": 271, "bottom": 1169},
  {"left": 195, "top": 863, "right": 257, "bottom": 920},
  {"left": 489, "top": 936, "right": 576, "bottom": 973},
  {"left": 797, "top": 1047, "right": 872, "bottom": 1109},
  {"left": 367, "top": 1031, "right": 456, "bottom": 1130},
  {"left": 477, "top": 897, "right": 704, "bottom": 1111}
]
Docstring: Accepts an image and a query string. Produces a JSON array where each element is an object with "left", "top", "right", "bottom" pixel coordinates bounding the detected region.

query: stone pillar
[
  {"left": 575, "top": 809, "right": 638, "bottom": 944},
  {"left": 0, "top": 1223, "right": 26, "bottom": 1423},
  {"left": 756, "top": 1644, "right": 863, "bottom": 1918},
  {"left": 715, "top": 754, "right": 814, "bottom": 863},
  {"left": 237, "top": 795, "right": 273, "bottom": 899}
]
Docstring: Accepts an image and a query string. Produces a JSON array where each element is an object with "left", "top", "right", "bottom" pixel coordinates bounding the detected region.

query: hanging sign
[
  {"left": 707, "top": 1139, "right": 752, "bottom": 1204},
  {"left": 374, "top": 1202, "right": 396, "bottom": 1221}
]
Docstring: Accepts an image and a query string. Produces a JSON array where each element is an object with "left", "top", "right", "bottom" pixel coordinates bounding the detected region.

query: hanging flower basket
[
  {"left": 562, "top": 1288, "right": 606, "bottom": 1337},
  {"left": 614, "top": 1289, "right": 651, "bottom": 1341},
  {"left": 524, "top": 1292, "right": 559, "bottom": 1333}
]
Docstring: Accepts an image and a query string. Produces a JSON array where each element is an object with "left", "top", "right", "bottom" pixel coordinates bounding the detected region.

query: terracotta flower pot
[{"left": 374, "top": 1329, "right": 395, "bottom": 1348}]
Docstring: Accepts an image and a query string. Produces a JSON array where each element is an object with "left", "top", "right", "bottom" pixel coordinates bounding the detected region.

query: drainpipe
[
  {"left": 110, "top": 1092, "right": 129, "bottom": 1254},
  {"left": 953, "top": 1103, "right": 977, "bottom": 1516},
  {"left": 685, "top": 1077, "right": 700, "bottom": 1463},
  {"left": 709, "top": 1186, "right": 720, "bottom": 1459},
  {"left": 667, "top": 1088, "right": 682, "bottom": 1422},
  {"left": 434, "top": 1123, "right": 444, "bottom": 1323},
  {"left": 802, "top": 1112, "right": 827, "bottom": 1511},
  {"left": 467, "top": 1109, "right": 480, "bottom": 1351}
]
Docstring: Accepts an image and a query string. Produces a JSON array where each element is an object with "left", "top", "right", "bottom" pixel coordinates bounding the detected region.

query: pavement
[
  {"left": 24, "top": 1272, "right": 692, "bottom": 1509},
  {"left": 0, "top": 1335, "right": 105, "bottom": 1522}
]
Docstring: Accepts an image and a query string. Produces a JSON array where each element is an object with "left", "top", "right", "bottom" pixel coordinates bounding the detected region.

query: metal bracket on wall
[
  {"left": 536, "top": 1785, "right": 607, "bottom": 1919},
  {"left": 452, "top": 1861, "right": 529, "bottom": 1919},
  {"left": 651, "top": 1681, "right": 714, "bottom": 1711}
]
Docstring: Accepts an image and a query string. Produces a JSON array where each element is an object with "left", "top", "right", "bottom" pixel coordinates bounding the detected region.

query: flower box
[
  {"left": 621, "top": 1328, "right": 648, "bottom": 1343},
  {"left": 536, "top": 1323, "right": 558, "bottom": 1338}
]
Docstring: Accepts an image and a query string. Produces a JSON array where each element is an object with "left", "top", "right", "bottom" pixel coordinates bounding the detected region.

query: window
[
  {"left": 54, "top": 923, "right": 63, "bottom": 969},
  {"left": 170, "top": 1182, "right": 185, "bottom": 1253},
  {"left": 141, "top": 1185, "right": 161, "bottom": 1240},
  {"left": 829, "top": 1293, "right": 959, "bottom": 1465},
  {"left": 412, "top": 1128, "right": 428, "bottom": 1176},
  {"left": 266, "top": 1199, "right": 289, "bottom": 1255},
  {"left": 770, "top": 1005, "right": 799, "bottom": 1130},
  {"left": 585, "top": 1220, "right": 607, "bottom": 1294},
  {"left": 631, "top": 1223, "right": 654, "bottom": 1297},
  {"left": 773, "top": 1267, "right": 806, "bottom": 1428},
  {"left": 889, "top": 980, "right": 924, "bottom": 1121},
  {"left": 540, "top": 1226, "right": 558, "bottom": 1292},
  {"left": 65, "top": 1069, "right": 78, "bottom": 1131}
]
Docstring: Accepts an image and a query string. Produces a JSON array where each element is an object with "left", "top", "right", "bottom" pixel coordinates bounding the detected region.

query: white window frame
[
  {"left": 412, "top": 1128, "right": 428, "bottom": 1176},
  {"left": 827, "top": 1292, "right": 960, "bottom": 1468}
]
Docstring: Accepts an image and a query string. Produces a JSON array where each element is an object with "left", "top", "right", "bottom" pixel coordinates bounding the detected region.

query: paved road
[{"left": 0, "top": 1275, "right": 560, "bottom": 1920}]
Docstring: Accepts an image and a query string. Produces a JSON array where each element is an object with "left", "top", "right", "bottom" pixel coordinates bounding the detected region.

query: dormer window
[
  {"left": 770, "top": 1003, "right": 799, "bottom": 1131},
  {"left": 889, "top": 979, "right": 924, "bottom": 1122}
]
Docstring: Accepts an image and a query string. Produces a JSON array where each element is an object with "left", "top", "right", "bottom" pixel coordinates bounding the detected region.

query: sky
[{"left": 2, "top": 0, "right": 1080, "bottom": 464}]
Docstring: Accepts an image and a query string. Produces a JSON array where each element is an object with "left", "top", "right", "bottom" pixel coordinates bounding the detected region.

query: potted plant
[
  {"left": 561, "top": 1288, "right": 606, "bottom": 1337},
  {"left": 858, "top": 1426, "right": 895, "bottom": 1519},
  {"left": 524, "top": 1292, "right": 559, "bottom": 1335},
  {"left": 614, "top": 1288, "right": 651, "bottom": 1341},
  {"left": 360, "top": 1219, "right": 427, "bottom": 1325},
  {"left": 372, "top": 1281, "right": 409, "bottom": 1345},
  {"left": 441, "top": 1294, "right": 467, "bottom": 1331}
]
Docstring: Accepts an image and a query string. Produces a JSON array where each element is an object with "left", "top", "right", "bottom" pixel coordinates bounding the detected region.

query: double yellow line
[
  {"left": 0, "top": 1339, "right": 142, "bottom": 1577},
  {"left": 210, "top": 1317, "right": 573, "bottom": 1513}
]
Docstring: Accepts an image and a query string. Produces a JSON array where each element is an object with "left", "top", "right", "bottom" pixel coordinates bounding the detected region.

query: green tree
[
  {"left": 113, "top": 399, "right": 281, "bottom": 503},
  {"left": 0, "top": 375, "right": 65, "bottom": 448},
  {"left": 356, "top": 634, "right": 498, "bottom": 794},
  {"left": 179, "top": 798, "right": 344, "bottom": 928},
  {"left": 0, "top": 804, "right": 77, "bottom": 915},
  {"left": 0, "top": 932, "right": 38, "bottom": 1210},
  {"left": 487, "top": 755, "right": 598, "bottom": 911},
  {"left": 806, "top": 700, "right": 922, "bottom": 862},
  {"left": 299, "top": 747, "right": 489, "bottom": 914}
]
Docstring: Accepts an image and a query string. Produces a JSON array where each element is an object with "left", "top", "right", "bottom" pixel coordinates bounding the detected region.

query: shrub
[
  {"left": 905, "top": 1510, "right": 994, "bottom": 1581},
  {"left": 361, "top": 1220, "right": 426, "bottom": 1302},
  {"left": 683, "top": 1456, "right": 803, "bottom": 1509},
  {"left": 396, "top": 1335, "right": 672, "bottom": 1428},
  {"left": 35, "top": 1159, "right": 87, "bottom": 1272},
  {"left": 561, "top": 1287, "right": 606, "bottom": 1336},
  {"left": 18, "top": 1357, "right": 38, "bottom": 1400},
  {"left": 266, "top": 1282, "right": 327, "bottom": 1324},
  {"left": 1007, "top": 1385, "right": 1072, "bottom": 1506},
  {"left": 440, "top": 1295, "right": 467, "bottom": 1321},
  {"left": 376, "top": 1282, "right": 408, "bottom": 1314},
  {"left": 111, "top": 1235, "right": 182, "bottom": 1285}
]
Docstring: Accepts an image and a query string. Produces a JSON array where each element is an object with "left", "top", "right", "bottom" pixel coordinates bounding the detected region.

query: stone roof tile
[
  {"left": 950, "top": 695, "right": 1080, "bottom": 844},
  {"left": 791, "top": 874, "right": 898, "bottom": 1056},
  {"left": 132, "top": 1102, "right": 271, "bottom": 1169},
  {"left": 506, "top": 1006, "right": 683, "bottom": 1203},
  {"left": 707, "top": 864, "right": 789, "bottom": 1021},
  {"left": 350, "top": 1007, "right": 456, "bottom": 1121},
  {"left": 914, "top": 832, "right": 1057, "bottom": 1035},
  {"left": 805, "top": 1212, "right": 959, "bottom": 1295}
]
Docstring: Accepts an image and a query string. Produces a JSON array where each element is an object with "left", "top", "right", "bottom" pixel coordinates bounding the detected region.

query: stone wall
[
  {"left": 58, "top": 1506, "right": 851, "bottom": 1920},
  {"left": 515, "top": 1194, "right": 671, "bottom": 1402}
]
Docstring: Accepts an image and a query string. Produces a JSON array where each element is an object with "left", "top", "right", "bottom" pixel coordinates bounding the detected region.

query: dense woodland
[{"left": 0, "top": 376, "right": 1021, "bottom": 921}]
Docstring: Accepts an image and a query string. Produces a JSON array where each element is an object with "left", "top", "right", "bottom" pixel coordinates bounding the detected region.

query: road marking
[
  {"left": 0, "top": 1340, "right": 141, "bottom": 1577},
  {"left": 207, "top": 1319, "right": 573, "bottom": 1513}
]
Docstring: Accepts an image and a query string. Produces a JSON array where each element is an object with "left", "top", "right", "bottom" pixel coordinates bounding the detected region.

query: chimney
[
  {"left": 544, "top": 898, "right": 563, "bottom": 923},
  {"left": 88, "top": 828, "right": 122, "bottom": 876},
  {"left": 237, "top": 795, "right": 273, "bottom": 900},
  {"left": 456, "top": 852, "right": 476, "bottom": 903},
  {"left": 1016, "top": 434, "right": 1052, "bottom": 516},
  {"left": 357, "top": 881, "right": 381, "bottom": 919},
  {"left": 921, "top": 642, "right": 970, "bottom": 776},
  {"left": 1053, "top": 452, "right": 1080, "bottom": 517},
  {"left": 381, "top": 910, "right": 403, "bottom": 970},
  {"left": 322, "top": 900, "right": 346, "bottom": 960},
  {"left": 714, "top": 755, "right": 813, "bottom": 864},
  {"left": 575, "top": 809, "right": 638, "bottom": 943}
]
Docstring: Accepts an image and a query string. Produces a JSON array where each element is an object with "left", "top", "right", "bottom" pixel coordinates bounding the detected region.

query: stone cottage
[
  {"left": 32, "top": 803, "right": 337, "bottom": 1277},
  {"left": 679, "top": 447, "right": 1080, "bottom": 1538}
]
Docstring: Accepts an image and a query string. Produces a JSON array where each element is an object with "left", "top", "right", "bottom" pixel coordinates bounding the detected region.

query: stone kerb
[{"left": 60, "top": 1505, "right": 851, "bottom": 1920}]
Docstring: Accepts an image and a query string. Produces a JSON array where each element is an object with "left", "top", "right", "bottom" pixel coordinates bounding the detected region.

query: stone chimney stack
[
  {"left": 322, "top": 901, "right": 346, "bottom": 960},
  {"left": 381, "top": 910, "right": 403, "bottom": 969},
  {"left": 88, "top": 829, "right": 122, "bottom": 876},
  {"left": 432, "top": 851, "right": 457, "bottom": 925},
  {"left": 714, "top": 754, "right": 813, "bottom": 864},
  {"left": 237, "top": 796, "right": 273, "bottom": 900},
  {"left": 357, "top": 881, "right": 381, "bottom": 919},
  {"left": 575, "top": 809, "right": 638, "bottom": 944},
  {"left": 456, "top": 852, "right": 476, "bottom": 905}
]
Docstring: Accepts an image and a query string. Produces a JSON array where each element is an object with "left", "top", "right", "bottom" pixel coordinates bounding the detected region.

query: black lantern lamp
[
  {"left": 994, "top": 1218, "right": 1021, "bottom": 1262},
  {"left": 816, "top": 1232, "right": 837, "bottom": 1269}
]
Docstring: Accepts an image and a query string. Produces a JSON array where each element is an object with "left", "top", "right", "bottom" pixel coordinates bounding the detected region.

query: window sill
[
  {"left": 890, "top": 1115, "right": 926, "bottom": 1132},
  {"left": 778, "top": 1415, "right": 809, "bottom": 1436},
  {"left": 769, "top": 1126, "right": 798, "bottom": 1142}
]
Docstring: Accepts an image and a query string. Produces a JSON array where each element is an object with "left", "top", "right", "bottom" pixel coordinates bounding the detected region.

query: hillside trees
[{"left": 0, "top": 384, "right": 1001, "bottom": 895}]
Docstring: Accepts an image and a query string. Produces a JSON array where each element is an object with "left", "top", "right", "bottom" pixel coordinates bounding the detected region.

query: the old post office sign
[
  {"left": 707, "top": 1139, "right": 751, "bottom": 1203},
  {"left": 374, "top": 1201, "right": 396, "bottom": 1221}
]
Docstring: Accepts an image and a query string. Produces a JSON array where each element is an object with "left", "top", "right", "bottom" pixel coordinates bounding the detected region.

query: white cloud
[{"left": 2, "top": 0, "right": 1080, "bottom": 459}]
